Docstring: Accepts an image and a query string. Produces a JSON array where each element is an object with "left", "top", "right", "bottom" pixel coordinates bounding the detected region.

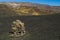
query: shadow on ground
[{"left": 0, "top": 14, "right": 60, "bottom": 40}]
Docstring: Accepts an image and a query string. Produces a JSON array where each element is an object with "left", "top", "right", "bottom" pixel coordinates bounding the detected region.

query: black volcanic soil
[{"left": 0, "top": 14, "right": 60, "bottom": 40}]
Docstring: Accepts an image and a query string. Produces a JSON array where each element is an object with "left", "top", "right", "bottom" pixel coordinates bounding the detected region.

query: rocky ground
[{"left": 0, "top": 14, "right": 60, "bottom": 40}]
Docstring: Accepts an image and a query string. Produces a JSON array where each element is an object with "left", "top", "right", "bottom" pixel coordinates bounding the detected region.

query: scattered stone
[{"left": 10, "top": 19, "right": 26, "bottom": 37}]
